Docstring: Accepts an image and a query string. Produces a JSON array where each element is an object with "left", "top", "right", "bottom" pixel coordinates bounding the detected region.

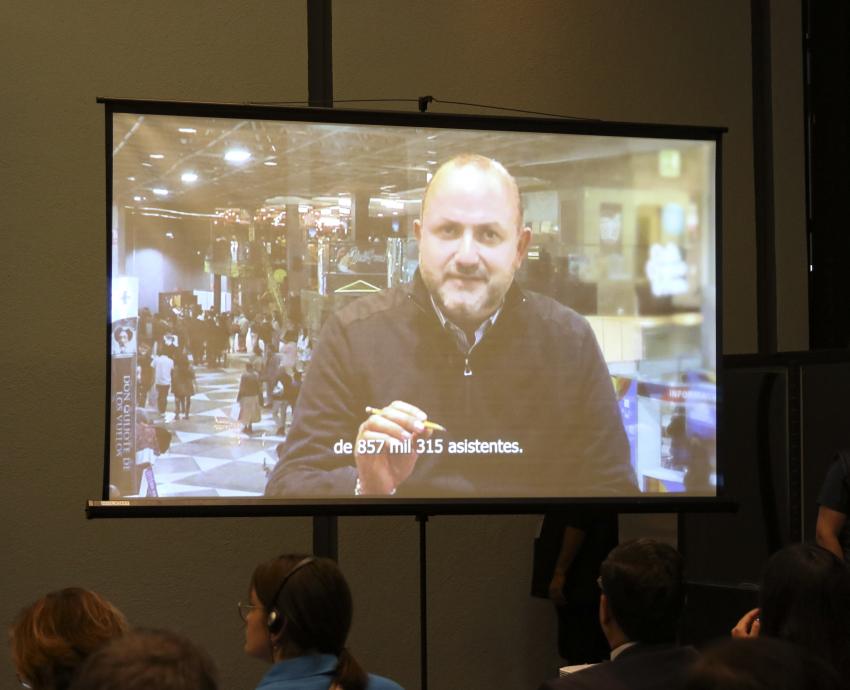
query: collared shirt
[
  {"left": 429, "top": 294, "right": 502, "bottom": 354},
  {"left": 609, "top": 641, "right": 639, "bottom": 660}
]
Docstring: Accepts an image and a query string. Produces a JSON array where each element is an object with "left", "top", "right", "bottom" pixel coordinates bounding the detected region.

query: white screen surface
[{"left": 108, "top": 106, "right": 718, "bottom": 503}]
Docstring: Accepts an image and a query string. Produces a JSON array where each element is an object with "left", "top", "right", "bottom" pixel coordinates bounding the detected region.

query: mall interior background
[{"left": 1, "top": 2, "right": 807, "bottom": 690}]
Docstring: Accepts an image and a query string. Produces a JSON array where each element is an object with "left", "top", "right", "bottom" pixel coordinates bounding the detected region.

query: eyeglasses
[{"left": 237, "top": 601, "right": 257, "bottom": 622}]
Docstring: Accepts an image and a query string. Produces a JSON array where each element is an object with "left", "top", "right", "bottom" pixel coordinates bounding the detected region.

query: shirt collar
[
  {"left": 429, "top": 294, "right": 502, "bottom": 353},
  {"left": 609, "top": 641, "right": 640, "bottom": 661},
  {"left": 258, "top": 654, "right": 338, "bottom": 686}
]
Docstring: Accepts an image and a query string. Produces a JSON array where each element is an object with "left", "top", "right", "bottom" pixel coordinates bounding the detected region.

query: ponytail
[{"left": 332, "top": 647, "right": 368, "bottom": 690}]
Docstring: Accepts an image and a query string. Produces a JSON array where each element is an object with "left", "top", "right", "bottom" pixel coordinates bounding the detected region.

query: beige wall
[{"left": 0, "top": 2, "right": 806, "bottom": 690}]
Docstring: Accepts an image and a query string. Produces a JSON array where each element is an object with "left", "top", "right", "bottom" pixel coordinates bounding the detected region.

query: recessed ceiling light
[
  {"left": 142, "top": 162, "right": 153, "bottom": 168},
  {"left": 152, "top": 188, "right": 169, "bottom": 197},
  {"left": 127, "top": 176, "right": 136, "bottom": 181},
  {"left": 427, "top": 160, "right": 437, "bottom": 165},
  {"left": 150, "top": 153, "right": 165, "bottom": 159},
  {"left": 178, "top": 127, "right": 197, "bottom": 134},
  {"left": 133, "top": 195, "right": 143, "bottom": 202},
  {"left": 263, "top": 160, "right": 278, "bottom": 167},
  {"left": 181, "top": 172, "right": 198, "bottom": 183},
  {"left": 224, "top": 148, "right": 251, "bottom": 163},
  {"left": 165, "top": 232, "right": 174, "bottom": 239}
]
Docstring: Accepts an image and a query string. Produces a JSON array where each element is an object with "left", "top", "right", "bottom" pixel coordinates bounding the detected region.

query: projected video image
[{"left": 108, "top": 107, "right": 717, "bottom": 501}]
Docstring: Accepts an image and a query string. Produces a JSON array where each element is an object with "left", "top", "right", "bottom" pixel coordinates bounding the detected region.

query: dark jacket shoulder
[{"left": 539, "top": 644, "right": 699, "bottom": 690}]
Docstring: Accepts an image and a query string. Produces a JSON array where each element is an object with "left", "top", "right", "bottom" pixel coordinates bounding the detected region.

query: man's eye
[
  {"left": 437, "top": 226, "right": 459, "bottom": 238},
  {"left": 480, "top": 229, "right": 500, "bottom": 243}
]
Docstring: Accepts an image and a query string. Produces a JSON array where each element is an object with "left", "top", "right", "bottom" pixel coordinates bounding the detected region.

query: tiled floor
[{"left": 140, "top": 353, "right": 286, "bottom": 497}]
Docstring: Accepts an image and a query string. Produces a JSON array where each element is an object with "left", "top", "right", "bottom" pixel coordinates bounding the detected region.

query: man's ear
[
  {"left": 414, "top": 219, "right": 422, "bottom": 242},
  {"left": 514, "top": 226, "right": 532, "bottom": 266},
  {"left": 599, "top": 593, "right": 612, "bottom": 626}
]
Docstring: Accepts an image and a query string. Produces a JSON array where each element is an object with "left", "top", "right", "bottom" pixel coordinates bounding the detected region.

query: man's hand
[
  {"left": 731, "top": 608, "right": 761, "bottom": 638},
  {"left": 354, "top": 401, "right": 432, "bottom": 495},
  {"left": 548, "top": 572, "right": 567, "bottom": 606}
]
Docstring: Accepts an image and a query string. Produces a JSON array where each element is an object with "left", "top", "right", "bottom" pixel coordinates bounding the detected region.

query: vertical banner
[
  {"left": 110, "top": 356, "right": 137, "bottom": 495},
  {"left": 614, "top": 376, "right": 639, "bottom": 474},
  {"left": 110, "top": 277, "right": 139, "bottom": 496}
]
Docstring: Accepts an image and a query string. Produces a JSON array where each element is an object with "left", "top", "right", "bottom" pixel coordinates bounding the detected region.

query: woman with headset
[{"left": 240, "top": 554, "right": 403, "bottom": 690}]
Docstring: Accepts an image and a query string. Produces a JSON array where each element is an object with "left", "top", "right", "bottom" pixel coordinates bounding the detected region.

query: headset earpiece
[{"left": 265, "top": 556, "right": 316, "bottom": 632}]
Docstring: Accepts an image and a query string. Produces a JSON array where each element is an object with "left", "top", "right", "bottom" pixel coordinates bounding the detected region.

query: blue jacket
[{"left": 256, "top": 654, "right": 403, "bottom": 690}]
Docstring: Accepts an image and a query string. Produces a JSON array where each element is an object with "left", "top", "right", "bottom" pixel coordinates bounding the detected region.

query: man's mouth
[{"left": 446, "top": 274, "right": 485, "bottom": 284}]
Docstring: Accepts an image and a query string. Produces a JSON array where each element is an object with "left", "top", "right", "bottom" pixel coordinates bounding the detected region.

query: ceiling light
[
  {"left": 152, "top": 188, "right": 169, "bottom": 197},
  {"left": 150, "top": 153, "right": 165, "bottom": 159},
  {"left": 142, "top": 162, "right": 153, "bottom": 168},
  {"left": 427, "top": 160, "right": 437, "bottom": 165},
  {"left": 264, "top": 160, "right": 278, "bottom": 167},
  {"left": 165, "top": 232, "right": 174, "bottom": 239},
  {"left": 133, "top": 195, "right": 143, "bottom": 202},
  {"left": 127, "top": 176, "right": 135, "bottom": 181},
  {"left": 426, "top": 172, "right": 433, "bottom": 183},
  {"left": 181, "top": 172, "right": 198, "bottom": 183},
  {"left": 224, "top": 148, "right": 251, "bottom": 163},
  {"left": 178, "top": 127, "right": 197, "bottom": 134}
]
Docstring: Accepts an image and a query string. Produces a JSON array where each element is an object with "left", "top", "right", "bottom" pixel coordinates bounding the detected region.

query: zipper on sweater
[{"left": 464, "top": 356, "right": 472, "bottom": 376}]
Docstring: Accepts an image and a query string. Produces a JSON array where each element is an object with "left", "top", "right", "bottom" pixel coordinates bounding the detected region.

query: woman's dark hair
[
  {"left": 68, "top": 628, "right": 217, "bottom": 690},
  {"left": 9, "top": 588, "right": 129, "bottom": 690},
  {"left": 251, "top": 555, "right": 367, "bottom": 690},
  {"left": 758, "top": 543, "right": 850, "bottom": 677},
  {"left": 685, "top": 637, "right": 842, "bottom": 690}
]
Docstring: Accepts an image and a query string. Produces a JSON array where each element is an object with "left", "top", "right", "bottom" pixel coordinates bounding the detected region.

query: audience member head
[
  {"left": 598, "top": 538, "right": 685, "bottom": 646},
  {"left": 244, "top": 555, "right": 367, "bottom": 690},
  {"left": 685, "top": 637, "right": 842, "bottom": 690},
  {"left": 68, "top": 629, "right": 217, "bottom": 690},
  {"left": 9, "top": 588, "right": 129, "bottom": 690},
  {"left": 757, "top": 543, "right": 850, "bottom": 675}
]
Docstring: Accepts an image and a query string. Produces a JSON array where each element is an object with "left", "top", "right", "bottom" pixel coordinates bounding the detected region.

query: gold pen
[{"left": 365, "top": 406, "right": 447, "bottom": 432}]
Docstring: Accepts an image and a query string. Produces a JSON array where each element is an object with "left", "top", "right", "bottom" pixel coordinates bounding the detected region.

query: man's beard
[{"left": 429, "top": 271, "right": 507, "bottom": 330}]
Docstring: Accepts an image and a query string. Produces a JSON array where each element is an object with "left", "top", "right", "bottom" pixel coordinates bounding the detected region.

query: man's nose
[{"left": 454, "top": 229, "right": 479, "bottom": 266}]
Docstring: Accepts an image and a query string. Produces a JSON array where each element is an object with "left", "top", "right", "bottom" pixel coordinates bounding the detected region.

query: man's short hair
[
  {"left": 421, "top": 153, "right": 524, "bottom": 229},
  {"left": 68, "top": 629, "right": 218, "bottom": 690},
  {"left": 599, "top": 538, "right": 685, "bottom": 644}
]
